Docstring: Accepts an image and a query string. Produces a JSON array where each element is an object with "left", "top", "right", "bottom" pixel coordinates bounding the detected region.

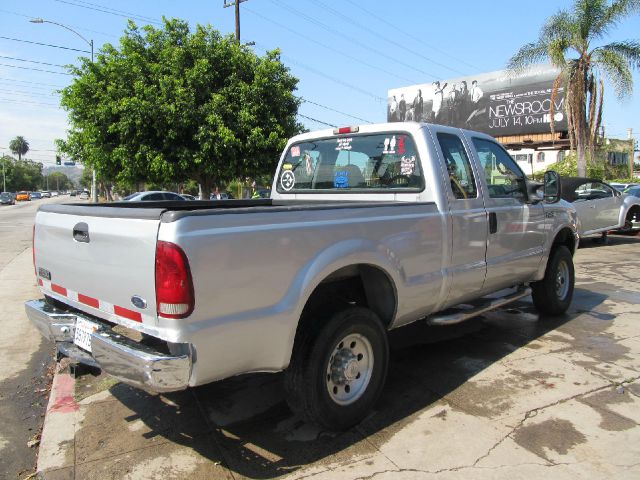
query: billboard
[{"left": 387, "top": 64, "right": 567, "bottom": 137}]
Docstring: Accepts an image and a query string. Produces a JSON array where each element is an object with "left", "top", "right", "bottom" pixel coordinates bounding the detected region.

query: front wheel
[
  {"left": 284, "top": 307, "right": 389, "bottom": 430},
  {"left": 531, "top": 245, "right": 574, "bottom": 315}
]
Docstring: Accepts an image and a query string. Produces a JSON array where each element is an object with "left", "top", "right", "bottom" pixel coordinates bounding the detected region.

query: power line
[
  {"left": 0, "top": 78, "right": 65, "bottom": 90},
  {"left": 243, "top": 7, "right": 418, "bottom": 84},
  {"left": 300, "top": 98, "right": 373, "bottom": 124},
  {"left": 52, "top": 0, "right": 163, "bottom": 26},
  {"left": 298, "top": 114, "right": 336, "bottom": 128},
  {"left": 310, "top": 0, "right": 467, "bottom": 77},
  {"left": 0, "top": 88, "right": 59, "bottom": 98},
  {"left": 61, "top": 0, "right": 161, "bottom": 24},
  {"left": 0, "top": 55, "right": 68, "bottom": 69},
  {"left": 254, "top": 43, "right": 384, "bottom": 102},
  {"left": 269, "top": 0, "right": 438, "bottom": 80},
  {"left": 0, "top": 7, "right": 118, "bottom": 39},
  {"left": 0, "top": 35, "right": 90, "bottom": 53},
  {"left": 343, "top": 0, "right": 481, "bottom": 73},
  {"left": 0, "top": 63, "right": 72, "bottom": 76},
  {"left": 0, "top": 97, "right": 61, "bottom": 107}
]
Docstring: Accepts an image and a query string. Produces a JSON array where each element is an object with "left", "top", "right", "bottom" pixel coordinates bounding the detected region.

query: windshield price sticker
[
  {"left": 291, "top": 145, "right": 300, "bottom": 157},
  {"left": 281, "top": 170, "right": 296, "bottom": 191},
  {"left": 74, "top": 317, "right": 100, "bottom": 352}
]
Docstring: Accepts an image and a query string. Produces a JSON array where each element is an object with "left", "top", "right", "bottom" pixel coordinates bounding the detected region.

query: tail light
[{"left": 155, "top": 241, "right": 194, "bottom": 319}]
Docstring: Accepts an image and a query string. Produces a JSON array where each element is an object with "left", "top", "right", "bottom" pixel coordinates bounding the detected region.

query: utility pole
[
  {"left": 2, "top": 159, "right": 5, "bottom": 192},
  {"left": 629, "top": 128, "right": 635, "bottom": 179},
  {"left": 224, "top": 0, "right": 248, "bottom": 42}
]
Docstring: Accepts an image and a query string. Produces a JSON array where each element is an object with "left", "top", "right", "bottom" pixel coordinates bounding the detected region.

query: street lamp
[
  {"left": 2, "top": 158, "right": 6, "bottom": 192},
  {"left": 30, "top": 18, "right": 98, "bottom": 203}
]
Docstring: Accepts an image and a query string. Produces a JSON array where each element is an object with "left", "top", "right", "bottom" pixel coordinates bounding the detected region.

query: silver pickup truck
[{"left": 26, "top": 122, "right": 578, "bottom": 430}]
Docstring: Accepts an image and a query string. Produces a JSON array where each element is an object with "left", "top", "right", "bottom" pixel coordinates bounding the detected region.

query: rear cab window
[{"left": 276, "top": 133, "right": 425, "bottom": 194}]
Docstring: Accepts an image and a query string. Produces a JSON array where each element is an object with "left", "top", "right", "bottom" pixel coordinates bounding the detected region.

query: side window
[
  {"left": 576, "top": 182, "right": 613, "bottom": 200},
  {"left": 143, "top": 193, "right": 164, "bottom": 201},
  {"left": 472, "top": 138, "right": 526, "bottom": 199},
  {"left": 436, "top": 133, "right": 477, "bottom": 200}
]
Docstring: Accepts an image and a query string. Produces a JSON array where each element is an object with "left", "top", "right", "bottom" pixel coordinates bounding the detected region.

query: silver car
[{"left": 560, "top": 177, "right": 640, "bottom": 241}]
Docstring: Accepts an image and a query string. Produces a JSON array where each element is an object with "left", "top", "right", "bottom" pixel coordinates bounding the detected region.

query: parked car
[
  {"left": 559, "top": 177, "right": 640, "bottom": 241},
  {"left": 27, "top": 122, "right": 578, "bottom": 430},
  {"left": 41, "top": 191, "right": 51, "bottom": 198},
  {"left": 30, "top": 191, "right": 42, "bottom": 200},
  {"left": 624, "top": 186, "right": 640, "bottom": 198},
  {"left": 79, "top": 191, "right": 90, "bottom": 200},
  {"left": 123, "top": 191, "right": 185, "bottom": 201},
  {"left": 16, "top": 191, "right": 30, "bottom": 201},
  {"left": 0, "top": 192, "right": 15, "bottom": 205},
  {"left": 610, "top": 182, "right": 639, "bottom": 192},
  {"left": 209, "top": 192, "right": 234, "bottom": 200},
  {"left": 69, "top": 190, "right": 76, "bottom": 197}
]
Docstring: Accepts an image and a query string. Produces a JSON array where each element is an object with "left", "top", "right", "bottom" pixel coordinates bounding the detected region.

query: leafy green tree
[
  {"left": 45, "top": 172, "right": 74, "bottom": 191},
  {"left": 58, "top": 18, "right": 302, "bottom": 195},
  {"left": 508, "top": 0, "right": 640, "bottom": 177},
  {"left": 9, "top": 136, "right": 29, "bottom": 161},
  {"left": 1, "top": 156, "right": 43, "bottom": 191}
]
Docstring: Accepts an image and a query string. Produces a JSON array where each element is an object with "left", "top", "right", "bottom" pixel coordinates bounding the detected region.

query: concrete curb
[{"left": 37, "top": 370, "right": 79, "bottom": 476}]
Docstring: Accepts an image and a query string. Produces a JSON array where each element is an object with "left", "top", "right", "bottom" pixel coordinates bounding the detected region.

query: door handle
[
  {"left": 489, "top": 212, "right": 497, "bottom": 234},
  {"left": 73, "top": 222, "right": 90, "bottom": 243}
]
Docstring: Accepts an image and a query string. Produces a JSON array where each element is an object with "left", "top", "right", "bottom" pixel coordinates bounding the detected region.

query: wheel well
[
  {"left": 300, "top": 265, "right": 396, "bottom": 329},
  {"left": 552, "top": 227, "right": 577, "bottom": 255},
  {"left": 627, "top": 205, "right": 640, "bottom": 220}
]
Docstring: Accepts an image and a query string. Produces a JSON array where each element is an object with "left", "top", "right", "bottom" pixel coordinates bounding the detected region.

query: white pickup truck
[{"left": 26, "top": 122, "right": 578, "bottom": 430}]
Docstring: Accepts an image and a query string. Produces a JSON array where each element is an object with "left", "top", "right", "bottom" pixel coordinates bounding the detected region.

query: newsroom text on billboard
[{"left": 387, "top": 65, "right": 567, "bottom": 137}]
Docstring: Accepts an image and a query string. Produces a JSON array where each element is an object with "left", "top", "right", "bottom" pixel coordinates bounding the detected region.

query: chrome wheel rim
[
  {"left": 326, "top": 333, "right": 374, "bottom": 406},
  {"left": 555, "top": 260, "right": 570, "bottom": 300}
]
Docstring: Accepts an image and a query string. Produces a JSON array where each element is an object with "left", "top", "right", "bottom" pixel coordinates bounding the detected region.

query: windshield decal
[
  {"left": 401, "top": 155, "right": 416, "bottom": 175},
  {"left": 334, "top": 170, "right": 350, "bottom": 188},
  {"left": 383, "top": 135, "right": 397, "bottom": 154},
  {"left": 291, "top": 145, "right": 300, "bottom": 157},
  {"left": 280, "top": 170, "right": 296, "bottom": 191},
  {"left": 336, "top": 137, "right": 353, "bottom": 151}
]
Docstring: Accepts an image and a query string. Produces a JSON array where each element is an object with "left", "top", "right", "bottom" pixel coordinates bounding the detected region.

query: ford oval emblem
[{"left": 131, "top": 295, "right": 147, "bottom": 309}]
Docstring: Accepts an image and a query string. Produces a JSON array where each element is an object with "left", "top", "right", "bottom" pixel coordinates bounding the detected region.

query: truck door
[
  {"left": 468, "top": 137, "right": 545, "bottom": 290},
  {"left": 432, "top": 129, "right": 488, "bottom": 305}
]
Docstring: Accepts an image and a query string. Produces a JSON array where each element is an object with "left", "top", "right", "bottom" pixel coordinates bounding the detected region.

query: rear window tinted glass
[{"left": 276, "top": 133, "right": 424, "bottom": 193}]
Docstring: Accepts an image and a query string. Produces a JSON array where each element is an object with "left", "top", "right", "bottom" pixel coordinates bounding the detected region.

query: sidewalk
[{"left": 36, "top": 236, "right": 640, "bottom": 479}]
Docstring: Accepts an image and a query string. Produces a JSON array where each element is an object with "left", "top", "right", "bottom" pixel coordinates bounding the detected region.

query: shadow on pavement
[{"left": 109, "top": 289, "right": 609, "bottom": 479}]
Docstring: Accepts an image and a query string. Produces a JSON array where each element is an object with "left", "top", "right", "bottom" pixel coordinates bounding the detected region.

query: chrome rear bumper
[{"left": 25, "top": 299, "right": 191, "bottom": 392}]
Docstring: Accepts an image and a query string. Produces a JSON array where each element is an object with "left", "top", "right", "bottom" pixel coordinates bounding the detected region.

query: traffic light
[{"left": 56, "top": 155, "right": 61, "bottom": 165}]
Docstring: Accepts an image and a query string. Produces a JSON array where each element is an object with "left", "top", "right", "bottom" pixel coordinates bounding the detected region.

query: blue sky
[{"left": 1, "top": 0, "right": 639, "bottom": 166}]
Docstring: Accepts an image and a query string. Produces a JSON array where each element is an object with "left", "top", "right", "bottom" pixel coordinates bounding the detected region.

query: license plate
[{"left": 74, "top": 318, "right": 99, "bottom": 352}]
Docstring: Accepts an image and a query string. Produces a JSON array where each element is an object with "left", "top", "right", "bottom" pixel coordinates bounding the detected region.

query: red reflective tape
[
  {"left": 38, "top": 278, "right": 43, "bottom": 286},
  {"left": 114, "top": 305, "right": 142, "bottom": 323},
  {"left": 78, "top": 293, "right": 99, "bottom": 309},
  {"left": 51, "top": 284, "right": 67, "bottom": 296}
]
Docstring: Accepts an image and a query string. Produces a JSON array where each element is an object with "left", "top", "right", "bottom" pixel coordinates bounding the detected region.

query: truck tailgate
[{"left": 34, "top": 209, "right": 160, "bottom": 329}]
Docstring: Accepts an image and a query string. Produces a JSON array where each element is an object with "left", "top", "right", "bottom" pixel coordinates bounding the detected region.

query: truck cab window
[
  {"left": 472, "top": 138, "right": 526, "bottom": 199},
  {"left": 436, "top": 133, "right": 477, "bottom": 200},
  {"left": 276, "top": 133, "right": 425, "bottom": 193}
]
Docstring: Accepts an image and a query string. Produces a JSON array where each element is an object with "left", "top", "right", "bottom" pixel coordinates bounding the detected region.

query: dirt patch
[{"left": 513, "top": 418, "right": 586, "bottom": 461}]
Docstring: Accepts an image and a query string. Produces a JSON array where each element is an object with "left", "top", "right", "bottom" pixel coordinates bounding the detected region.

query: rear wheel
[
  {"left": 531, "top": 245, "right": 574, "bottom": 315},
  {"left": 284, "top": 307, "right": 389, "bottom": 430}
]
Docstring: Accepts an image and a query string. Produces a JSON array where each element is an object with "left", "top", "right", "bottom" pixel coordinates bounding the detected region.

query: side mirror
[
  {"left": 525, "top": 179, "right": 543, "bottom": 204},
  {"left": 543, "top": 170, "right": 561, "bottom": 203}
]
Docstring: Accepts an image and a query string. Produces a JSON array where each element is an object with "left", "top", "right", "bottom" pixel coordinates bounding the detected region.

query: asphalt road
[{"left": 0, "top": 196, "right": 82, "bottom": 479}]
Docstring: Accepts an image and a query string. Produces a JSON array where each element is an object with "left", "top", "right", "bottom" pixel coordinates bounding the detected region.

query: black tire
[
  {"left": 531, "top": 245, "right": 574, "bottom": 315},
  {"left": 284, "top": 307, "right": 389, "bottom": 430}
]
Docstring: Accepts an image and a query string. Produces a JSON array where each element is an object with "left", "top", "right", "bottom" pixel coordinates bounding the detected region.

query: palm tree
[
  {"left": 9, "top": 136, "right": 30, "bottom": 161},
  {"left": 508, "top": 0, "right": 640, "bottom": 177}
]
